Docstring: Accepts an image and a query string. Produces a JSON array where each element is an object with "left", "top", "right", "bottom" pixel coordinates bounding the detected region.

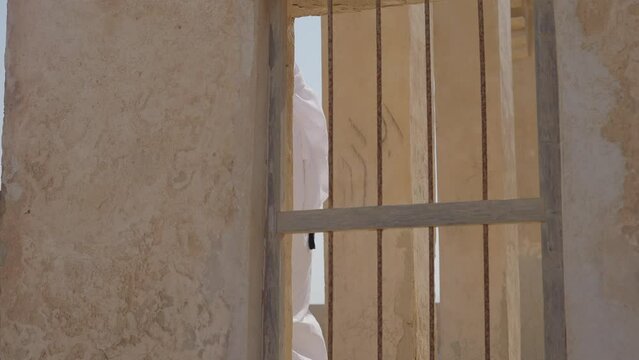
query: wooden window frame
[{"left": 262, "top": 0, "right": 566, "bottom": 359}]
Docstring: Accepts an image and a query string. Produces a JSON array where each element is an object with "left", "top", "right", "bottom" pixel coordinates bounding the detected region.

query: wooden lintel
[
  {"left": 290, "top": 0, "right": 423, "bottom": 17},
  {"left": 278, "top": 198, "right": 545, "bottom": 234}
]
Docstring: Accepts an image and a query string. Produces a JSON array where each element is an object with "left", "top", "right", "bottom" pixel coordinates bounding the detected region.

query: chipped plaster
[{"left": 556, "top": 0, "right": 639, "bottom": 359}]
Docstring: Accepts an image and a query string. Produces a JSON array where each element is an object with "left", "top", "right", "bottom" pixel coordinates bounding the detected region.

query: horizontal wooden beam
[
  {"left": 278, "top": 198, "right": 545, "bottom": 233},
  {"left": 290, "top": 0, "right": 422, "bottom": 17}
]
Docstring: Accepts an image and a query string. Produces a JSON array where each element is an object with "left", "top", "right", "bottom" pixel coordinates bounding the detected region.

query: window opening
[{"left": 264, "top": 0, "right": 566, "bottom": 359}]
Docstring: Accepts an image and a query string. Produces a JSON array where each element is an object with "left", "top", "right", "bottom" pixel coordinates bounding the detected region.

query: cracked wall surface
[
  {"left": 557, "top": 1, "right": 639, "bottom": 359},
  {"left": 0, "top": 0, "right": 268, "bottom": 359}
]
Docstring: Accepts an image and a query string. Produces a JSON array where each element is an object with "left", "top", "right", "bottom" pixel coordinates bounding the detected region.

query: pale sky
[
  {"left": 294, "top": 16, "right": 326, "bottom": 305},
  {"left": 295, "top": 17, "right": 323, "bottom": 104}
]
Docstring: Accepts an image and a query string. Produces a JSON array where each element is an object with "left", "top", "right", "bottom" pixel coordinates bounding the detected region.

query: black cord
[{"left": 307, "top": 233, "right": 316, "bottom": 250}]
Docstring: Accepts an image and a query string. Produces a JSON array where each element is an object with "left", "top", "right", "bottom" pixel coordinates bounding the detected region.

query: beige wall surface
[
  {"left": 0, "top": 0, "right": 269, "bottom": 359},
  {"left": 555, "top": 1, "right": 639, "bottom": 359}
]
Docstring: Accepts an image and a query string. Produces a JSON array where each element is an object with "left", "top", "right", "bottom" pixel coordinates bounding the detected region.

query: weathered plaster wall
[
  {"left": 0, "top": 0, "right": 268, "bottom": 359},
  {"left": 556, "top": 1, "right": 639, "bottom": 359}
]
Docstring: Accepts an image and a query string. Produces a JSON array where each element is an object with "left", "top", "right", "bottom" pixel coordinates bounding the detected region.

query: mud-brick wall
[
  {"left": 0, "top": 1, "right": 268, "bottom": 359},
  {"left": 557, "top": 1, "right": 639, "bottom": 359}
]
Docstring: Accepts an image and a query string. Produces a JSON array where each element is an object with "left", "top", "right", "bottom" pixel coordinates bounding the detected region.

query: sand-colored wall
[
  {"left": 0, "top": 0, "right": 269, "bottom": 359},
  {"left": 556, "top": 1, "right": 639, "bottom": 359}
]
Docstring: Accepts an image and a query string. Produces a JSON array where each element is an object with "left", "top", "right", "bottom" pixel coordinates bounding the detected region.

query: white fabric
[{"left": 292, "top": 64, "right": 329, "bottom": 360}]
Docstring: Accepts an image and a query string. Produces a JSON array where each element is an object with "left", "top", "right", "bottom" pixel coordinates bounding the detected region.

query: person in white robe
[{"left": 292, "top": 64, "right": 329, "bottom": 360}]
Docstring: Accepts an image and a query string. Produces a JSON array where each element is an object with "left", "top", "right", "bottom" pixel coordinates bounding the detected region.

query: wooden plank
[
  {"left": 534, "top": 0, "right": 568, "bottom": 359},
  {"left": 263, "top": 0, "right": 288, "bottom": 358},
  {"left": 278, "top": 198, "right": 545, "bottom": 234},
  {"left": 290, "top": 0, "right": 422, "bottom": 17},
  {"left": 283, "top": 15, "right": 295, "bottom": 360}
]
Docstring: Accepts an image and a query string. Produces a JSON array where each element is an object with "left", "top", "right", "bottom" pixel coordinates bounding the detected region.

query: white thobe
[{"left": 292, "top": 64, "right": 329, "bottom": 360}]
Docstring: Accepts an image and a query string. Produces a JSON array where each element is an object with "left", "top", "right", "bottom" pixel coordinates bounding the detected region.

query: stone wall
[
  {"left": 0, "top": 0, "right": 269, "bottom": 358},
  {"left": 556, "top": 1, "right": 639, "bottom": 359}
]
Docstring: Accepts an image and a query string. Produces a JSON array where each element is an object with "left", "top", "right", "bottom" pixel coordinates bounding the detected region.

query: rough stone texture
[
  {"left": 0, "top": 0, "right": 268, "bottom": 359},
  {"left": 556, "top": 1, "right": 639, "bottom": 359}
]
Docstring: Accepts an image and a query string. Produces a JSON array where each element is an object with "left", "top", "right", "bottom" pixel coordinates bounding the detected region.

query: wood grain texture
[
  {"left": 278, "top": 198, "right": 545, "bottom": 233},
  {"left": 290, "top": 0, "right": 422, "bottom": 17},
  {"left": 535, "top": 0, "right": 567, "bottom": 359},
  {"left": 263, "top": 0, "right": 288, "bottom": 358}
]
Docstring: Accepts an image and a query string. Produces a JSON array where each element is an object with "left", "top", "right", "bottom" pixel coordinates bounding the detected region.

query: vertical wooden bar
[
  {"left": 424, "top": 1, "right": 436, "bottom": 359},
  {"left": 375, "top": 0, "right": 384, "bottom": 359},
  {"left": 476, "top": 0, "right": 491, "bottom": 358},
  {"left": 327, "top": 1, "right": 335, "bottom": 359},
  {"left": 534, "top": 0, "right": 567, "bottom": 359},
  {"left": 264, "top": 0, "right": 288, "bottom": 359}
]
